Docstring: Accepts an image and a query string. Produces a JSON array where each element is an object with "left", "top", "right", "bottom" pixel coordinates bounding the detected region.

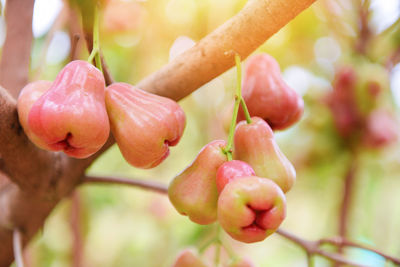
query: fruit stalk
[
  {"left": 87, "top": 5, "right": 102, "bottom": 73},
  {"left": 224, "top": 53, "right": 252, "bottom": 160},
  {"left": 235, "top": 54, "right": 251, "bottom": 124}
]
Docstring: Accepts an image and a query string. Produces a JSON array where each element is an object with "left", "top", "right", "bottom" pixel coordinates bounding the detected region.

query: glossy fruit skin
[
  {"left": 234, "top": 117, "right": 296, "bottom": 193},
  {"left": 168, "top": 140, "right": 227, "bottom": 225},
  {"left": 238, "top": 53, "right": 304, "bottom": 130},
  {"left": 105, "top": 82, "right": 186, "bottom": 168},
  {"left": 17, "top": 80, "right": 53, "bottom": 149},
  {"left": 216, "top": 160, "right": 255, "bottom": 193},
  {"left": 218, "top": 176, "right": 286, "bottom": 243},
  {"left": 172, "top": 249, "right": 208, "bottom": 267},
  {"left": 28, "top": 60, "right": 109, "bottom": 158}
]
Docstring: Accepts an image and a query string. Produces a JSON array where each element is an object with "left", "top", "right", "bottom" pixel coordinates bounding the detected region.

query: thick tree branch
[
  {"left": 0, "top": 87, "right": 89, "bottom": 194},
  {"left": 0, "top": 0, "right": 317, "bottom": 265},
  {"left": 137, "top": 0, "right": 316, "bottom": 101},
  {"left": 0, "top": 86, "right": 95, "bottom": 265},
  {"left": 0, "top": 0, "right": 35, "bottom": 98}
]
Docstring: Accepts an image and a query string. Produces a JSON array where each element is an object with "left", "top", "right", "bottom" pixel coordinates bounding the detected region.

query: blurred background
[{"left": 1, "top": 0, "right": 400, "bottom": 266}]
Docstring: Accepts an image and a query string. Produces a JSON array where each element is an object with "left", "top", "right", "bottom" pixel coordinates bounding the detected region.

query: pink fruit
[
  {"left": 363, "top": 109, "right": 398, "bottom": 148},
  {"left": 168, "top": 140, "right": 227, "bottom": 224},
  {"left": 17, "top": 80, "right": 52, "bottom": 149},
  {"left": 234, "top": 117, "right": 296, "bottom": 193},
  {"left": 172, "top": 249, "right": 208, "bottom": 267},
  {"left": 327, "top": 67, "right": 361, "bottom": 138},
  {"left": 218, "top": 176, "right": 286, "bottom": 243},
  {"left": 238, "top": 53, "right": 304, "bottom": 130},
  {"left": 28, "top": 60, "right": 109, "bottom": 158},
  {"left": 216, "top": 160, "right": 255, "bottom": 193},
  {"left": 105, "top": 82, "right": 186, "bottom": 168}
]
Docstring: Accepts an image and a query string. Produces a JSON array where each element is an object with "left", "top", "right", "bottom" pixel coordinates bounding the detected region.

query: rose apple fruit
[
  {"left": 28, "top": 60, "right": 109, "bottom": 158},
  {"left": 168, "top": 140, "right": 227, "bottom": 224},
  {"left": 105, "top": 82, "right": 186, "bottom": 168}
]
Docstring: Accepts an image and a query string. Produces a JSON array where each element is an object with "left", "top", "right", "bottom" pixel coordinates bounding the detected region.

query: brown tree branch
[
  {"left": 0, "top": 0, "right": 35, "bottom": 98},
  {"left": 70, "top": 34, "right": 81, "bottom": 61},
  {"left": 354, "top": 0, "right": 372, "bottom": 55},
  {"left": 318, "top": 237, "right": 400, "bottom": 265},
  {"left": 84, "top": 175, "right": 168, "bottom": 194},
  {"left": 0, "top": 0, "right": 317, "bottom": 265},
  {"left": 338, "top": 158, "right": 357, "bottom": 255},
  {"left": 0, "top": 0, "right": 36, "bottom": 208},
  {"left": 137, "top": 0, "right": 317, "bottom": 101},
  {"left": 276, "top": 229, "right": 367, "bottom": 267},
  {"left": 0, "top": 87, "right": 89, "bottom": 194}
]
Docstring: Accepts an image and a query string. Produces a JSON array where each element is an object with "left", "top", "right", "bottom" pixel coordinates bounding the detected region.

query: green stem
[
  {"left": 87, "top": 6, "right": 103, "bottom": 73},
  {"left": 234, "top": 54, "right": 252, "bottom": 124},
  {"left": 87, "top": 47, "right": 98, "bottom": 63},
  {"left": 199, "top": 237, "right": 217, "bottom": 254},
  {"left": 223, "top": 94, "right": 240, "bottom": 160},
  {"left": 223, "top": 53, "right": 251, "bottom": 160},
  {"left": 240, "top": 98, "right": 252, "bottom": 124}
]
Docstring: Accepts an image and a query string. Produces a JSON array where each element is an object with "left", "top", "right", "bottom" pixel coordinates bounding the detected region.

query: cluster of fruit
[
  {"left": 17, "top": 51, "right": 303, "bottom": 246},
  {"left": 17, "top": 60, "right": 186, "bottom": 168},
  {"left": 327, "top": 65, "right": 398, "bottom": 148},
  {"left": 169, "top": 53, "right": 304, "bottom": 244}
]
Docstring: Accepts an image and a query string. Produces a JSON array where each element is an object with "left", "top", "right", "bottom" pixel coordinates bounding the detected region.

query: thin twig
[
  {"left": 70, "top": 34, "right": 81, "bottom": 61},
  {"left": 67, "top": 1, "right": 84, "bottom": 62},
  {"left": 355, "top": 0, "right": 372, "bottom": 55},
  {"left": 386, "top": 46, "right": 400, "bottom": 71},
  {"left": 100, "top": 52, "right": 114, "bottom": 86},
  {"left": 68, "top": 2, "right": 114, "bottom": 86},
  {"left": 338, "top": 159, "right": 357, "bottom": 254},
  {"left": 84, "top": 175, "right": 168, "bottom": 194},
  {"left": 13, "top": 229, "right": 24, "bottom": 267},
  {"left": 276, "top": 229, "right": 367, "bottom": 267},
  {"left": 318, "top": 237, "right": 400, "bottom": 265}
]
